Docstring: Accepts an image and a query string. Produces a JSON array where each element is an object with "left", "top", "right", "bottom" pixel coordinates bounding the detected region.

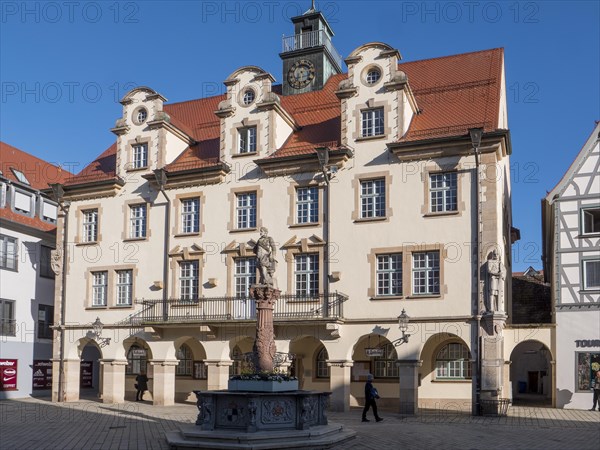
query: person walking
[
  {"left": 135, "top": 370, "right": 149, "bottom": 402},
  {"left": 362, "top": 374, "right": 383, "bottom": 422},
  {"left": 590, "top": 369, "right": 600, "bottom": 411}
]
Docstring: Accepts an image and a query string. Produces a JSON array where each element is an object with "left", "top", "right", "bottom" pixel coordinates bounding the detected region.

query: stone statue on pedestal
[
  {"left": 485, "top": 250, "right": 506, "bottom": 313},
  {"left": 253, "top": 227, "right": 277, "bottom": 287}
]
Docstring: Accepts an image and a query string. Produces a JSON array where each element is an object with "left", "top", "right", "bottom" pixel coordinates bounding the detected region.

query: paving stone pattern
[{"left": 1, "top": 398, "right": 599, "bottom": 450}]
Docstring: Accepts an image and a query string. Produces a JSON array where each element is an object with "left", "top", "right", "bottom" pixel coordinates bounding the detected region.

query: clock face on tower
[{"left": 288, "top": 60, "right": 316, "bottom": 89}]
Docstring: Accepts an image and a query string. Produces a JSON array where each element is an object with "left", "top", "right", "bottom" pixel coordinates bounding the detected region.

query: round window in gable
[
  {"left": 366, "top": 68, "right": 382, "bottom": 85},
  {"left": 242, "top": 89, "right": 256, "bottom": 106},
  {"left": 133, "top": 107, "right": 148, "bottom": 125}
]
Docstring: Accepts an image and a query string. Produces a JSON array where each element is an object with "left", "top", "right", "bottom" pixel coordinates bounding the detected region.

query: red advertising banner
[
  {"left": 32, "top": 360, "right": 53, "bottom": 390},
  {"left": 0, "top": 359, "right": 18, "bottom": 391},
  {"left": 80, "top": 361, "right": 93, "bottom": 388}
]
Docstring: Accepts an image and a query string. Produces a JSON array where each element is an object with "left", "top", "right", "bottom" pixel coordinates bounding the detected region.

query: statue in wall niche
[
  {"left": 485, "top": 250, "right": 506, "bottom": 313},
  {"left": 253, "top": 227, "right": 277, "bottom": 287}
]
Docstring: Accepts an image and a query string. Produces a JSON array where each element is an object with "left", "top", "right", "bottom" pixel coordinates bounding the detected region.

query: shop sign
[
  {"left": 0, "top": 359, "right": 18, "bottom": 391},
  {"left": 365, "top": 348, "right": 384, "bottom": 357},
  {"left": 80, "top": 361, "right": 93, "bottom": 388},
  {"left": 32, "top": 360, "right": 53, "bottom": 390},
  {"left": 575, "top": 340, "right": 600, "bottom": 348}
]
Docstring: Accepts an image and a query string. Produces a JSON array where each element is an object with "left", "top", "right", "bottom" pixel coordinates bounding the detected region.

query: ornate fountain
[{"left": 166, "top": 228, "right": 355, "bottom": 449}]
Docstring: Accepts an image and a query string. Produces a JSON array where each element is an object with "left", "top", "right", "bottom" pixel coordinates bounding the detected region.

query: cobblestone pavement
[{"left": 1, "top": 397, "right": 599, "bottom": 450}]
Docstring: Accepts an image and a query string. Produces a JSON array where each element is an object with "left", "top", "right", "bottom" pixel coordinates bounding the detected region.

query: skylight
[{"left": 11, "top": 168, "right": 30, "bottom": 185}]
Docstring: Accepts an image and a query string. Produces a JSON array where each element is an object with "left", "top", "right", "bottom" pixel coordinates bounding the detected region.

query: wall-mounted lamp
[
  {"left": 393, "top": 309, "right": 411, "bottom": 346},
  {"left": 90, "top": 317, "right": 111, "bottom": 348}
]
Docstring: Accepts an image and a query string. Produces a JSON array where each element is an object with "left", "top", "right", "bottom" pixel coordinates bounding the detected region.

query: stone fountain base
[{"left": 165, "top": 390, "right": 356, "bottom": 449}]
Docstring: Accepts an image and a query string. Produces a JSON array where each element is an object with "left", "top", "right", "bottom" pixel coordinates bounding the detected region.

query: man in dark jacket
[
  {"left": 135, "top": 371, "right": 149, "bottom": 401},
  {"left": 362, "top": 374, "right": 383, "bottom": 422}
]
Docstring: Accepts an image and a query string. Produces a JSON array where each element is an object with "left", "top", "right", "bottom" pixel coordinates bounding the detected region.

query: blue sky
[{"left": 1, "top": 0, "right": 599, "bottom": 271}]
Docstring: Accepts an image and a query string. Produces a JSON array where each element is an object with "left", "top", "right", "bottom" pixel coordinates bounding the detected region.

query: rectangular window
[
  {"left": 581, "top": 208, "right": 600, "bottom": 235},
  {"left": 132, "top": 143, "right": 148, "bottom": 169},
  {"left": 583, "top": 260, "right": 600, "bottom": 290},
  {"left": 40, "top": 245, "right": 54, "bottom": 278},
  {"left": 412, "top": 251, "right": 440, "bottom": 295},
  {"left": 0, "top": 234, "right": 18, "bottom": 271},
  {"left": 179, "top": 261, "right": 199, "bottom": 301},
  {"left": 376, "top": 254, "right": 402, "bottom": 296},
  {"left": 92, "top": 271, "right": 108, "bottom": 306},
  {"left": 238, "top": 127, "right": 257, "bottom": 153},
  {"left": 82, "top": 209, "right": 98, "bottom": 243},
  {"left": 236, "top": 192, "right": 257, "bottom": 229},
  {"left": 181, "top": 198, "right": 200, "bottom": 234},
  {"left": 37, "top": 304, "right": 54, "bottom": 339},
  {"left": 373, "top": 344, "right": 399, "bottom": 378},
  {"left": 360, "top": 178, "right": 386, "bottom": 218},
  {"left": 193, "top": 361, "right": 208, "bottom": 380},
  {"left": 295, "top": 254, "right": 319, "bottom": 297},
  {"left": 430, "top": 172, "right": 458, "bottom": 213},
  {"left": 296, "top": 187, "right": 319, "bottom": 224},
  {"left": 129, "top": 204, "right": 147, "bottom": 239},
  {"left": 234, "top": 258, "right": 256, "bottom": 297},
  {"left": 361, "top": 108, "right": 384, "bottom": 137},
  {"left": 0, "top": 299, "right": 16, "bottom": 336},
  {"left": 14, "top": 190, "right": 33, "bottom": 214},
  {"left": 576, "top": 352, "right": 600, "bottom": 391},
  {"left": 41, "top": 200, "right": 58, "bottom": 223},
  {"left": 116, "top": 270, "right": 133, "bottom": 306}
]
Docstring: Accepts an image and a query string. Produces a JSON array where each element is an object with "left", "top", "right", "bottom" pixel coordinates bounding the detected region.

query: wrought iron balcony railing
[
  {"left": 123, "top": 292, "right": 347, "bottom": 325},
  {"left": 282, "top": 30, "right": 342, "bottom": 70}
]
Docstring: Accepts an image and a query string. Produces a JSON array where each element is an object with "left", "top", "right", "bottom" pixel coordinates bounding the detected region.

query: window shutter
[{"left": 14, "top": 191, "right": 32, "bottom": 212}]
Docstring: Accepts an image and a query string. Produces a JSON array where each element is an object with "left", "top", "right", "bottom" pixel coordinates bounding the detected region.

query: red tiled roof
[
  {"left": 0, "top": 141, "right": 72, "bottom": 232},
  {"left": 65, "top": 48, "right": 504, "bottom": 185},
  {"left": 1, "top": 141, "right": 72, "bottom": 189}
]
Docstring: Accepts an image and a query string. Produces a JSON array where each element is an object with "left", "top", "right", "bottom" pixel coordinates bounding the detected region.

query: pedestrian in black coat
[
  {"left": 362, "top": 374, "right": 383, "bottom": 422},
  {"left": 135, "top": 371, "right": 149, "bottom": 401}
]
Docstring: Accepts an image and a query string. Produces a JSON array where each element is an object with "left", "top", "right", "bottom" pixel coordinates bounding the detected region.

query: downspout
[
  {"left": 323, "top": 172, "right": 330, "bottom": 317},
  {"left": 153, "top": 169, "right": 170, "bottom": 321}
]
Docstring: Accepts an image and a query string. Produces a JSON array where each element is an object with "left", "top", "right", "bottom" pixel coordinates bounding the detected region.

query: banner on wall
[
  {"left": 32, "top": 360, "right": 53, "bottom": 390},
  {"left": 0, "top": 359, "right": 18, "bottom": 391},
  {"left": 80, "top": 361, "right": 93, "bottom": 388}
]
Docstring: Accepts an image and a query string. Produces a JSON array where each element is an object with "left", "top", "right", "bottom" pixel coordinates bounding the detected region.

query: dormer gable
[
  {"left": 336, "top": 42, "right": 418, "bottom": 149},
  {"left": 111, "top": 86, "right": 192, "bottom": 180},
  {"left": 215, "top": 66, "right": 298, "bottom": 163}
]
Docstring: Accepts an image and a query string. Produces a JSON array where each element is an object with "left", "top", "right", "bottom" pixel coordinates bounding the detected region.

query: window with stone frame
[
  {"left": 376, "top": 254, "right": 402, "bottom": 296},
  {"left": 92, "top": 271, "right": 108, "bottom": 306},
  {"left": 361, "top": 107, "right": 384, "bottom": 137},
  {"left": 435, "top": 343, "right": 472, "bottom": 379},
  {"left": 360, "top": 178, "right": 386, "bottom": 219},
  {"left": 429, "top": 172, "right": 458, "bottom": 213},
  {"left": 179, "top": 261, "right": 199, "bottom": 301},
  {"left": 236, "top": 192, "right": 257, "bottom": 229},
  {"left": 116, "top": 269, "right": 133, "bottom": 306},
  {"left": 176, "top": 344, "right": 193, "bottom": 376},
  {"left": 412, "top": 251, "right": 440, "bottom": 295},
  {"left": 316, "top": 347, "right": 330, "bottom": 378},
  {"left": 296, "top": 186, "right": 319, "bottom": 224},
  {"left": 82, "top": 209, "right": 98, "bottom": 243},
  {"left": 373, "top": 343, "right": 399, "bottom": 378},
  {"left": 181, "top": 197, "right": 200, "bottom": 234},
  {"left": 234, "top": 258, "right": 256, "bottom": 298},
  {"left": 294, "top": 253, "right": 319, "bottom": 297},
  {"left": 129, "top": 204, "right": 147, "bottom": 239},
  {"left": 40, "top": 245, "right": 54, "bottom": 279},
  {"left": 126, "top": 345, "right": 148, "bottom": 375},
  {"left": 238, "top": 126, "right": 257, "bottom": 154},
  {"left": 132, "top": 143, "right": 148, "bottom": 169}
]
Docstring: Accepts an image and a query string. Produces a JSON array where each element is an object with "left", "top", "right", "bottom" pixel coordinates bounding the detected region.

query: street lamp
[
  {"left": 393, "top": 309, "right": 411, "bottom": 346},
  {"left": 90, "top": 317, "right": 111, "bottom": 347}
]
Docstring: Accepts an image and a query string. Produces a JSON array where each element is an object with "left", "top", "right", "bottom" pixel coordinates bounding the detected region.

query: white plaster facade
[{"left": 49, "top": 13, "right": 531, "bottom": 414}]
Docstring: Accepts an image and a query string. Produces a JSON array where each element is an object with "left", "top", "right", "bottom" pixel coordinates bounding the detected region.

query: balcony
[
  {"left": 124, "top": 293, "right": 347, "bottom": 326},
  {"left": 282, "top": 30, "right": 342, "bottom": 71}
]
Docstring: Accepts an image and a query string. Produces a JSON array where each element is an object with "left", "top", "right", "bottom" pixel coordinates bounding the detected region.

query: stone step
[{"left": 165, "top": 423, "right": 356, "bottom": 449}]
